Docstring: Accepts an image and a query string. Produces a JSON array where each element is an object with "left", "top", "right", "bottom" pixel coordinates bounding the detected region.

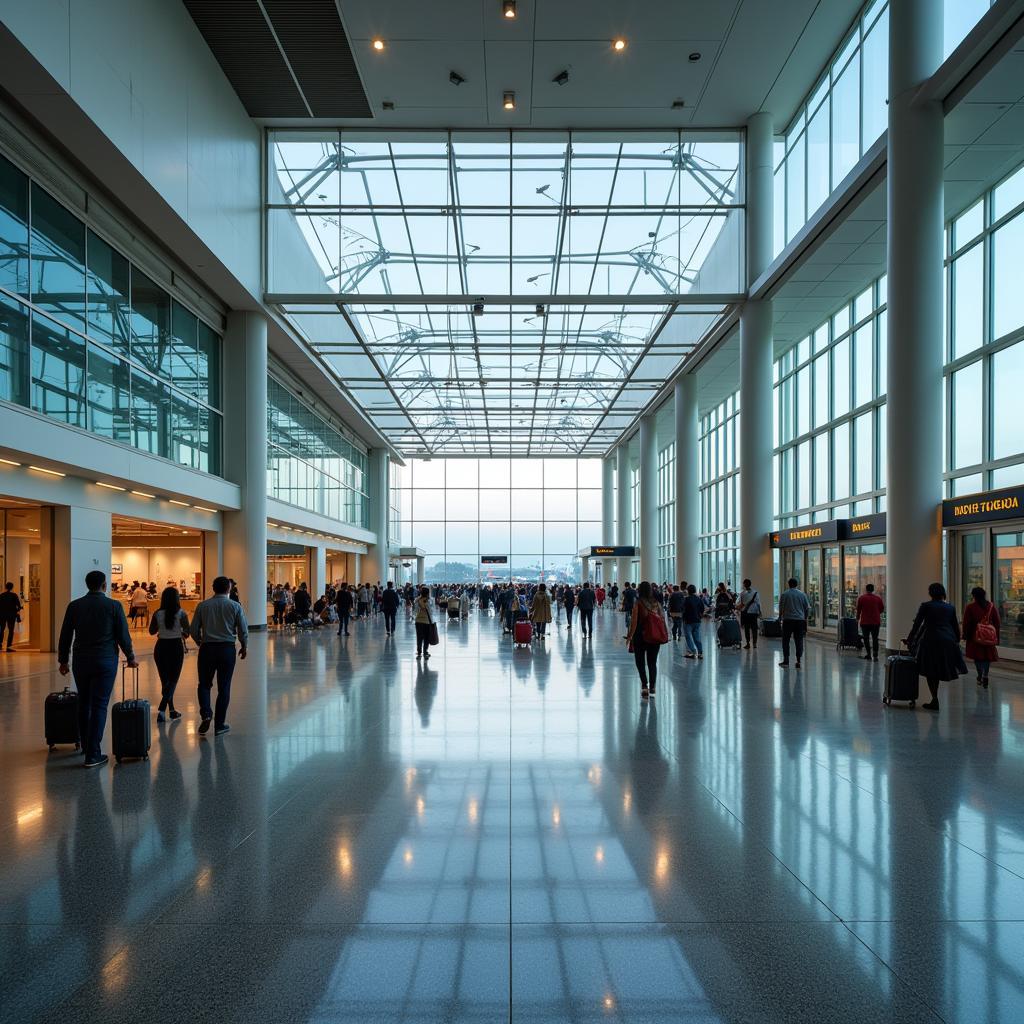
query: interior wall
[{"left": 112, "top": 547, "right": 202, "bottom": 591}]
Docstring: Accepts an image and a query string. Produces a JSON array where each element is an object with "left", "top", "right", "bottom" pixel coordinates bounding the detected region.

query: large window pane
[
  {"left": 30, "top": 185, "right": 86, "bottom": 333},
  {"left": 130, "top": 269, "right": 170, "bottom": 375},
  {"left": 854, "top": 411, "right": 873, "bottom": 494},
  {"left": 853, "top": 324, "right": 873, "bottom": 407},
  {"left": 169, "top": 302, "right": 199, "bottom": 397},
  {"left": 993, "top": 213, "right": 1024, "bottom": 340},
  {"left": 87, "top": 343, "right": 131, "bottom": 444},
  {"left": 86, "top": 230, "right": 130, "bottom": 356},
  {"left": 806, "top": 102, "right": 830, "bottom": 215},
  {"left": 131, "top": 368, "right": 164, "bottom": 455},
  {"left": 952, "top": 361, "right": 983, "bottom": 467},
  {"left": 31, "top": 312, "right": 86, "bottom": 427},
  {"left": 993, "top": 531, "right": 1024, "bottom": 650},
  {"left": 0, "top": 153, "right": 29, "bottom": 297},
  {"left": 992, "top": 342, "right": 1024, "bottom": 461},
  {"left": 832, "top": 421, "right": 850, "bottom": 500},
  {"left": 831, "top": 52, "right": 861, "bottom": 186},
  {"left": 832, "top": 336, "right": 850, "bottom": 418},
  {"left": 952, "top": 243, "right": 983, "bottom": 358},
  {"left": 785, "top": 132, "right": 805, "bottom": 242},
  {"left": 861, "top": 16, "right": 889, "bottom": 147},
  {"left": 197, "top": 321, "right": 221, "bottom": 408},
  {"left": 0, "top": 291, "right": 30, "bottom": 406}
]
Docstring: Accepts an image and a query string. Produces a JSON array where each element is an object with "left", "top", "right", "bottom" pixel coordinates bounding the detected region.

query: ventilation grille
[{"left": 183, "top": 0, "right": 372, "bottom": 118}]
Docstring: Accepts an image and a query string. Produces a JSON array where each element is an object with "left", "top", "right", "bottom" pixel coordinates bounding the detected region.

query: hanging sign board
[{"left": 942, "top": 486, "right": 1024, "bottom": 527}]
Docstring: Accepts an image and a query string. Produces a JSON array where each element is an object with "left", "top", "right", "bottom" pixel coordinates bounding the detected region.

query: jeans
[
  {"left": 684, "top": 621, "right": 703, "bottom": 655},
  {"left": 415, "top": 621, "right": 431, "bottom": 655},
  {"left": 861, "top": 623, "right": 880, "bottom": 659},
  {"left": 670, "top": 614, "right": 683, "bottom": 640},
  {"left": 71, "top": 653, "right": 118, "bottom": 760},
  {"left": 337, "top": 611, "right": 351, "bottom": 635},
  {"left": 272, "top": 601, "right": 286, "bottom": 625},
  {"left": 197, "top": 642, "right": 237, "bottom": 728},
  {"left": 153, "top": 638, "right": 185, "bottom": 710},
  {"left": 781, "top": 619, "right": 807, "bottom": 663},
  {"left": 384, "top": 610, "right": 397, "bottom": 633},
  {"left": 579, "top": 608, "right": 594, "bottom": 635},
  {"left": 565, "top": 606, "right": 574, "bottom": 627},
  {"left": 741, "top": 612, "right": 759, "bottom": 645},
  {"left": 357, "top": 601, "right": 368, "bottom": 618},
  {"left": 633, "top": 638, "right": 659, "bottom": 691},
  {"left": 534, "top": 620, "right": 547, "bottom": 636},
  {"left": 974, "top": 657, "right": 991, "bottom": 680}
]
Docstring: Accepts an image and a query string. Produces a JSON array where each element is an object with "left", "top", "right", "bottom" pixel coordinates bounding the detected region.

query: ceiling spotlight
[
  {"left": 371, "top": 38, "right": 386, "bottom": 51},
  {"left": 473, "top": 301, "right": 485, "bottom": 317},
  {"left": 612, "top": 38, "right": 627, "bottom": 51},
  {"left": 688, "top": 51, "right": 702, "bottom": 62},
  {"left": 503, "top": 90, "right": 516, "bottom": 110},
  {"left": 535, "top": 303, "right": 546, "bottom": 317},
  {"left": 502, "top": 0, "right": 516, "bottom": 19},
  {"left": 552, "top": 69, "right": 569, "bottom": 86},
  {"left": 449, "top": 70, "right": 466, "bottom": 86}
]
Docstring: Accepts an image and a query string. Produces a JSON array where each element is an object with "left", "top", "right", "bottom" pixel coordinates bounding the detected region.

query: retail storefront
[
  {"left": 943, "top": 485, "right": 1024, "bottom": 661},
  {"left": 770, "top": 514, "right": 887, "bottom": 634}
]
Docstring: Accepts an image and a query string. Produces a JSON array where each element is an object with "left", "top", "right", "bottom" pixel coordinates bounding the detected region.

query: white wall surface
[{"left": 112, "top": 546, "right": 202, "bottom": 590}]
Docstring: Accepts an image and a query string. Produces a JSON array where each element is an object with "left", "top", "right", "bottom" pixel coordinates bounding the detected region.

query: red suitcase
[{"left": 514, "top": 621, "right": 534, "bottom": 646}]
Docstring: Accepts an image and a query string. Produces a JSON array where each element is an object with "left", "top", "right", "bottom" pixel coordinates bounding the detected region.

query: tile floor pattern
[{"left": 1, "top": 607, "right": 1023, "bottom": 1023}]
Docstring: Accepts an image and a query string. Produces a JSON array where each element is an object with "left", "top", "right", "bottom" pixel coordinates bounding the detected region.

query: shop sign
[
  {"left": 770, "top": 521, "right": 841, "bottom": 547},
  {"left": 481, "top": 555, "right": 508, "bottom": 564},
  {"left": 590, "top": 546, "right": 636, "bottom": 557},
  {"left": 942, "top": 486, "right": 1024, "bottom": 527},
  {"left": 841, "top": 513, "right": 887, "bottom": 541}
]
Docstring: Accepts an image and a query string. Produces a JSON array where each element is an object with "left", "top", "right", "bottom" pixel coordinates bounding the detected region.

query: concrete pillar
[
  {"left": 601, "top": 456, "right": 615, "bottom": 544},
  {"left": 639, "top": 414, "right": 658, "bottom": 581},
  {"left": 353, "top": 552, "right": 362, "bottom": 584},
  {"left": 739, "top": 111, "right": 775, "bottom": 610},
  {"left": 201, "top": 529, "right": 222, "bottom": 596},
  {"left": 416, "top": 555, "right": 425, "bottom": 585},
  {"left": 310, "top": 545, "right": 328, "bottom": 597},
  {"left": 581, "top": 556, "right": 590, "bottom": 583},
  {"left": 674, "top": 374, "right": 699, "bottom": 584},
  {"left": 363, "top": 449, "right": 389, "bottom": 583},
  {"left": 615, "top": 443, "right": 632, "bottom": 583},
  {"left": 886, "top": 0, "right": 944, "bottom": 647},
  {"left": 221, "top": 311, "right": 268, "bottom": 626}
]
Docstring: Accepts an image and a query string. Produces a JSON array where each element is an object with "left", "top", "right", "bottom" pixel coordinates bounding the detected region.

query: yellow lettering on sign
[
  {"left": 953, "top": 496, "right": 1019, "bottom": 518},
  {"left": 851, "top": 521, "right": 871, "bottom": 533},
  {"left": 787, "top": 527, "right": 822, "bottom": 542}
]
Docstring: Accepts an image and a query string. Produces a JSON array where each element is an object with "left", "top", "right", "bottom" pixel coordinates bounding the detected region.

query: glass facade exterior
[
  {"left": 0, "top": 152, "right": 222, "bottom": 473},
  {"left": 395, "top": 458, "right": 602, "bottom": 582},
  {"left": 267, "top": 376, "right": 369, "bottom": 527},
  {"left": 699, "top": 393, "right": 740, "bottom": 589},
  {"left": 657, "top": 441, "right": 676, "bottom": 582}
]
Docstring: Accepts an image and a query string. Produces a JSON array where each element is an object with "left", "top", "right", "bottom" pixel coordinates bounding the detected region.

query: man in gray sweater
[{"left": 778, "top": 577, "right": 811, "bottom": 669}]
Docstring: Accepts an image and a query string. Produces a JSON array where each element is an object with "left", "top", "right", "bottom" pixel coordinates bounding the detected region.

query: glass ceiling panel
[{"left": 269, "top": 130, "right": 741, "bottom": 456}]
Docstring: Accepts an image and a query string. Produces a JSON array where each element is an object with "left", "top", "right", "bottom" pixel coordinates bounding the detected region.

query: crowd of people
[{"left": 49, "top": 562, "right": 1005, "bottom": 768}]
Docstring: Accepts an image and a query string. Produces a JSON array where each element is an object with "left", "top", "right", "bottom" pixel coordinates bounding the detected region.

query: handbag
[
  {"left": 640, "top": 603, "right": 669, "bottom": 645},
  {"left": 975, "top": 604, "right": 998, "bottom": 646}
]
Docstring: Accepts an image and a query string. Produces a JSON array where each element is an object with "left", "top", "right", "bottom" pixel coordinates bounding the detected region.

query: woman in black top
[{"left": 905, "top": 582, "right": 967, "bottom": 711}]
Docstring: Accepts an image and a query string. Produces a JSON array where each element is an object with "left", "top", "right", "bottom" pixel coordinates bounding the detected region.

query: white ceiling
[{"left": 324, "top": 0, "right": 865, "bottom": 129}]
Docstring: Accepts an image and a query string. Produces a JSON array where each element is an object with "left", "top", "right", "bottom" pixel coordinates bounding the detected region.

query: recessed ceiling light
[
  {"left": 131, "top": 490, "right": 156, "bottom": 499},
  {"left": 371, "top": 38, "right": 385, "bottom": 51},
  {"left": 29, "top": 465, "right": 65, "bottom": 477},
  {"left": 0, "top": 457, "right": 21, "bottom": 466},
  {"left": 169, "top": 499, "right": 190, "bottom": 507},
  {"left": 194, "top": 506, "right": 217, "bottom": 514},
  {"left": 502, "top": 90, "right": 515, "bottom": 110},
  {"left": 502, "top": 0, "right": 516, "bottom": 19},
  {"left": 96, "top": 481, "right": 126, "bottom": 491},
  {"left": 612, "top": 38, "right": 627, "bottom": 52},
  {"left": 688, "top": 51, "right": 702, "bottom": 62}
]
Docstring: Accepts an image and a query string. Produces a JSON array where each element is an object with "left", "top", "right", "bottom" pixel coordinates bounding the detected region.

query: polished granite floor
[{"left": 2, "top": 607, "right": 1023, "bottom": 1023}]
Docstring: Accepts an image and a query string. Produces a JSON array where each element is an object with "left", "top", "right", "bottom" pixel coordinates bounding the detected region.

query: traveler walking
[
  {"left": 335, "top": 583, "right": 354, "bottom": 636},
  {"left": 0, "top": 581, "right": 22, "bottom": 650},
  {"left": 57, "top": 570, "right": 137, "bottom": 768},
  {"left": 667, "top": 584, "right": 685, "bottom": 641},
  {"left": 621, "top": 582, "right": 637, "bottom": 637},
  {"left": 736, "top": 579, "right": 761, "bottom": 649},
  {"left": 563, "top": 585, "right": 576, "bottom": 630},
  {"left": 855, "top": 583, "right": 885, "bottom": 661},
  {"left": 713, "top": 582, "right": 735, "bottom": 620},
  {"left": 963, "top": 586, "right": 1000, "bottom": 688},
  {"left": 609, "top": 582, "right": 619, "bottom": 610},
  {"left": 577, "top": 581, "right": 596, "bottom": 637},
  {"left": 271, "top": 583, "right": 287, "bottom": 627},
  {"left": 904, "top": 582, "right": 967, "bottom": 710},
  {"left": 293, "top": 582, "right": 312, "bottom": 622},
  {"left": 149, "top": 587, "right": 190, "bottom": 722},
  {"left": 778, "top": 578, "right": 811, "bottom": 669},
  {"left": 530, "top": 583, "right": 552, "bottom": 639},
  {"left": 382, "top": 581, "right": 400, "bottom": 635},
  {"left": 414, "top": 586, "right": 434, "bottom": 659},
  {"left": 682, "top": 584, "right": 704, "bottom": 659},
  {"left": 626, "top": 581, "right": 666, "bottom": 699},
  {"left": 189, "top": 576, "right": 248, "bottom": 737}
]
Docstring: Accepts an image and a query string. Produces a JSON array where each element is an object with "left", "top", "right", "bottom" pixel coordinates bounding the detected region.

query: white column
[
  {"left": 221, "top": 311, "right": 268, "bottom": 626},
  {"left": 201, "top": 529, "right": 221, "bottom": 596},
  {"left": 363, "top": 449, "right": 390, "bottom": 583},
  {"left": 639, "top": 413, "right": 658, "bottom": 581},
  {"left": 601, "top": 456, "right": 615, "bottom": 544},
  {"left": 739, "top": 112, "right": 775, "bottom": 610},
  {"left": 416, "top": 555, "right": 425, "bottom": 585},
  {"left": 581, "top": 556, "right": 590, "bottom": 583},
  {"left": 674, "top": 374, "right": 699, "bottom": 583},
  {"left": 310, "top": 545, "right": 328, "bottom": 597},
  {"left": 886, "top": 0, "right": 944, "bottom": 647},
  {"left": 615, "top": 443, "right": 632, "bottom": 583},
  {"left": 353, "top": 552, "right": 362, "bottom": 584}
]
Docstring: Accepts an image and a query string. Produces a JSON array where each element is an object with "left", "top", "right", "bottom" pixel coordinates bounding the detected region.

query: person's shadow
[
  {"left": 414, "top": 663, "right": 439, "bottom": 727},
  {"left": 631, "top": 703, "right": 669, "bottom": 814},
  {"left": 151, "top": 722, "right": 187, "bottom": 855}
]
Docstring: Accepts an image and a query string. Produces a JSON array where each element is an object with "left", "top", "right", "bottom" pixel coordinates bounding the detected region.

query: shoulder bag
[
  {"left": 975, "top": 604, "right": 998, "bottom": 646},
  {"left": 640, "top": 602, "right": 669, "bottom": 645}
]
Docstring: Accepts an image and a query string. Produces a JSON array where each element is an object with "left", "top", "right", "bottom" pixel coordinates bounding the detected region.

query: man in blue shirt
[
  {"left": 58, "top": 570, "right": 137, "bottom": 768},
  {"left": 778, "top": 577, "right": 812, "bottom": 669}
]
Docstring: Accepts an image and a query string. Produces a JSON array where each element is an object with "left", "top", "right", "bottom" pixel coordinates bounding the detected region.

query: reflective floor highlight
[{"left": 2, "top": 608, "right": 1023, "bottom": 1023}]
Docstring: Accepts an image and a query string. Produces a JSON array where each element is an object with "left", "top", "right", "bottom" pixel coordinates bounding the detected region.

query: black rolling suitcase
[
  {"left": 883, "top": 648, "right": 919, "bottom": 707},
  {"left": 45, "top": 686, "right": 80, "bottom": 750},
  {"left": 717, "top": 616, "right": 742, "bottom": 649},
  {"left": 837, "top": 616, "right": 863, "bottom": 652},
  {"left": 111, "top": 662, "right": 150, "bottom": 763},
  {"left": 760, "top": 618, "right": 782, "bottom": 638}
]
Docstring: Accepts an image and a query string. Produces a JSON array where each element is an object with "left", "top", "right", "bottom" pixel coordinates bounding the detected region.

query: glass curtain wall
[
  {"left": 699, "top": 392, "right": 740, "bottom": 589},
  {"left": 0, "top": 152, "right": 222, "bottom": 473},
  {"left": 395, "top": 458, "right": 602, "bottom": 583},
  {"left": 657, "top": 441, "right": 676, "bottom": 582},
  {"left": 266, "top": 376, "right": 369, "bottom": 527}
]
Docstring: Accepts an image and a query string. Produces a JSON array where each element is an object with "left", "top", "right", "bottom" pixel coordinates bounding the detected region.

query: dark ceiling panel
[
  {"left": 263, "top": 0, "right": 372, "bottom": 117},
  {"left": 183, "top": 0, "right": 308, "bottom": 116}
]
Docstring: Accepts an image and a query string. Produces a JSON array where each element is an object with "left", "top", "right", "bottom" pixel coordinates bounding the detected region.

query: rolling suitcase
[
  {"left": 717, "top": 616, "right": 742, "bottom": 649},
  {"left": 837, "top": 616, "right": 863, "bottom": 652},
  {"left": 45, "top": 686, "right": 80, "bottom": 750},
  {"left": 883, "top": 648, "right": 919, "bottom": 707},
  {"left": 514, "top": 621, "right": 534, "bottom": 647},
  {"left": 111, "top": 662, "right": 150, "bottom": 763},
  {"left": 760, "top": 618, "right": 782, "bottom": 638}
]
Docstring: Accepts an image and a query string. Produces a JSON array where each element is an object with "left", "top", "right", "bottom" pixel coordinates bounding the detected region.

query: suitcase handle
[{"left": 121, "top": 660, "right": 140, "bottom": 701}]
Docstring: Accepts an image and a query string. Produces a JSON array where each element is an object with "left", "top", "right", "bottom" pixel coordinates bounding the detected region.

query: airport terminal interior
[{"left": 1, "top": 0, "right": 1024, "bottom": 1020}]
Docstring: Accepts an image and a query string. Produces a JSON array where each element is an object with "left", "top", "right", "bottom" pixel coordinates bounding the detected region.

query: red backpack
[{"left": 640, "top": 602, "right": 669, "bottom": 645}]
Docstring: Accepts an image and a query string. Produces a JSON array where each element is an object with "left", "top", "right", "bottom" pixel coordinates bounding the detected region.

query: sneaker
[
  {"left": 743, "top": 643, "right": 750, "bottom": 649},
  {"left": 778, "top": 661, "right": 790, "bottom": 667},
  {"left": 156, "top": 710, "right": 166, "bottom": 723},
  {"left": 685, "top": 652, "right": 696, "bottom": 659},
  {"left": 215, "top": 724, "right": 231, "bottom": 736},
  {"left": 795, "top": 661, "right": 802, "bottom": 669},
  {"left": 198, "top": 717, "right": 212, "bottom": 736},
  {"left": 169, "top": 710, "right": 182, "bottom": 720},
  {"left": 697, "top": 653, "right": 704, "bottom": 660},
  {"left": 83, "top": 754, "right": 109, "bottom": 769}
]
